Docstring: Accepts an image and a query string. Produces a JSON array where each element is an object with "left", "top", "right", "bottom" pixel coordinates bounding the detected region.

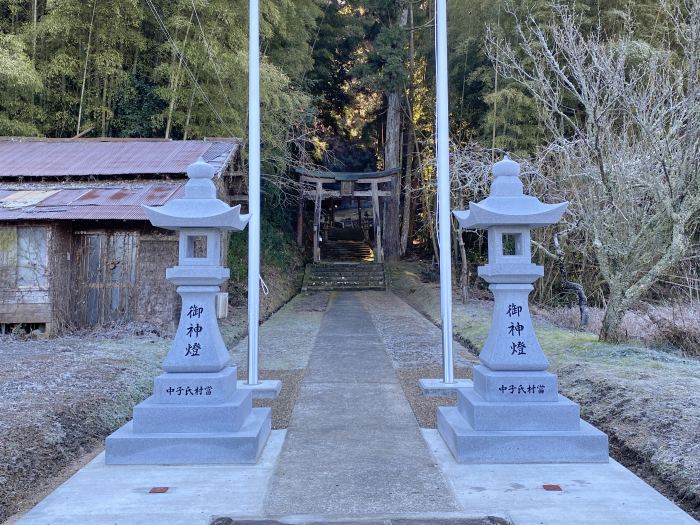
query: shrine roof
[
  {"left": 0, "top": 138, "right": 240, "bottom": 178},
  {"left": 0, "top": 183, "right": 185, "bottom": 221}
]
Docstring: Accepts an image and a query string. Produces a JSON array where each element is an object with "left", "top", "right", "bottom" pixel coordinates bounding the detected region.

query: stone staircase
[
  {"left": 302, "top": 262, "right": 387, "bottom": 292},
  {"left": 321, "top": 240, "right": 374, "bottom": 262}
]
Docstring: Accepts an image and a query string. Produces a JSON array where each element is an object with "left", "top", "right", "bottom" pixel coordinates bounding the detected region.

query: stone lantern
[
  {"left": 106, "top": 159, "right": 271, "bottom": 464},
  {"left": 438, "top": 156, "right": 608, "bottom": 463}
]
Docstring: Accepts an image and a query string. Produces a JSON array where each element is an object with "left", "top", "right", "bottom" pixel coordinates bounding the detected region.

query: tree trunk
[
  {"left": 76, "top": 0, "right": 97, "bottom": 137},
  {"left": 553, "top": 233, "right": 589, "bottom": 328},
  {"left": 183, "top": 70, "right": 199, "bottom": 140},
  {"left": 382, "top": 6, "right": 409, "bottom": 261},
  {"left": 101, "top": 76, "right": 108, "bottom": 137},
  {"left": 600, "top": 287, "right": 628, "bottom": 343},
  {"left": 400, "top": 3, "right": 416, "bottom": 257},
  {"left": 382, "top": 90, "right": 402, "bottom": 261},
  {"left": 165, "top": 10, "right": 194, "bottom": 140},
  {"left": 32, "top": 0, "right": 38, "bottom": 63},
  {"left": 456, "top": 195, "right": 469, "bottom": 303}
]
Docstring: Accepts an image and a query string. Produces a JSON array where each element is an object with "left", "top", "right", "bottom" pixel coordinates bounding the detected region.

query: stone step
[
  {"left": 306, "top": 274, "right": 385, "bottom": 280},
  {"left": 307, "top": 275, "right": 384, "bottom": 283},
  {"left": 306, "top": 277, "right": 386, "bottom": 283},
  {"left": 306, "top": 282, "right": 386, "bottom": 288},
  {"left": 309, "top": 274, "right": 384, "bottom": 278},
  {"left": 309, "top": 265, "right": 384, "bottom": 272},
  {"left": 304, "top": 286, "right": 386, "bottom": 292},
  {"left": 302, "top": 263, "right": 387, "bottom": 292}
]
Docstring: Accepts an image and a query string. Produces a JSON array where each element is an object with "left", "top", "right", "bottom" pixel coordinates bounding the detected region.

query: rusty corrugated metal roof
[
  {"left": 0, "top": 183, "right": 185, "bottom": 221},
  {"left": 0, "top": 139, "right": 240, "bottom": 178}
]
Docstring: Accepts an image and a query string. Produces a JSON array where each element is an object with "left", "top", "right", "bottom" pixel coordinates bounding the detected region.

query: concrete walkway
[
  {"left": 265, "top": 293, "right": 459, "bottom": 515},
  {"left": 14, "top": 291, "right": 699, "bottom": 525}
]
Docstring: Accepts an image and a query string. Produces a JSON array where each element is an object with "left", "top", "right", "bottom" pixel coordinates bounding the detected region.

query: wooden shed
[{"left": 0, "top": 138, "right": 244, "bottom": 334}]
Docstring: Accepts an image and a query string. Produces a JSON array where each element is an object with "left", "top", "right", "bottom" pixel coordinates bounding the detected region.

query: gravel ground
[
  {"left": 356, "top": 291, "right": 478, "bottom": 429},
  {"left": 388, "top": 261, "right": 700, "bottom": 520},
  {"left": 249, "top": 369, "right": 306, "bottom": 430}
]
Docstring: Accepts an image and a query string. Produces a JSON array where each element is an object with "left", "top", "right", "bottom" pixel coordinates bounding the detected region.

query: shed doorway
[{"left": 73, "top": 232, "right": 137, "bottom": 327}]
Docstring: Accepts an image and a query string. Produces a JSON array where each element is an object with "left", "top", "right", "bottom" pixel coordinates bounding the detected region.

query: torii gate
[
  {"left": 294, "top": 167, "right": 399, "bottom": 264},
  {"left": 246, "top": 0, "right": 457, "bottom": 391}
]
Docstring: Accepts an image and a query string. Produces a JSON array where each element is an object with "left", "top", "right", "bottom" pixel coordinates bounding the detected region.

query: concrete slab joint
[
  {"left": 105, "top": 159, "right": 271, "bottom": 465},
  {"left": 443, "top": 156, "right": 609, "bottom": 463}
]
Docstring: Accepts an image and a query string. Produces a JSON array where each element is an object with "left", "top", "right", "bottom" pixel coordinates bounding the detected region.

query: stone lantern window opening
[
  {"left": 186, "top": 235, "right": 207, "bottom": 258},
  {"left": 178, "top": 229, "right": 221, "bottom": 267},
  {"left": 486, "top": 226, "right": 532, "bottom": 266},
  {"left": 501, "top": 233, "right": 521, "bottom": 256}
]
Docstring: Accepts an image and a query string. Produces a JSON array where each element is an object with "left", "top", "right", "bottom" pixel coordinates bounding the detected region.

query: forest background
[{"left": 1, "top": 0, "right": 699, "bottom": 348}]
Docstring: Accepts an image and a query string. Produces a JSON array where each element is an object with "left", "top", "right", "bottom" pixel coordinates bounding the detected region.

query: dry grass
[{"left": 533, "top": 301, "right": 700, "bottom": 358}]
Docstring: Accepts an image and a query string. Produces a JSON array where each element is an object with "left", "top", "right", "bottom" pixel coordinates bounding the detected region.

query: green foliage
[
  {"left": 0, "top": 0, "right": 320, "bottom": 174},
  {"left": 228, "top": 190, "right": 300, "bottom": 284},
  {"left": 0, "top": 33, "right": 42, "bottom": 135}
]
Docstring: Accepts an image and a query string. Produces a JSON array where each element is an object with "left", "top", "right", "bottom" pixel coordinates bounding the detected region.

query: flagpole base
[
  {"left": 237, "top": 379, "right": 282, "bottom": 400},
  {"left": 419, "top": 378, "right": 472, "bottom": 396}
]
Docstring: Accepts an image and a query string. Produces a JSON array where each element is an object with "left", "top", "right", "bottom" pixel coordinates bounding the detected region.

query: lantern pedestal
[
  {"left": 438, "top": 405, "right": 608, "bottom": 464},
  {"left": 106, "top": 364, "right": 271, "bottom": 464},
  {"left": 105, "top": 158, "right": 271, "bottom": 465},
  {"left": 440, "top": 156, "right": 608, "bottom": 463}
]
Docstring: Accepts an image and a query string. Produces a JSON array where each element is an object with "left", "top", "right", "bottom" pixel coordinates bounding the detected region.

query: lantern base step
[
  {"left": 105, "top": 407, "right": 271, "bottom": 465},
  {"left": 132, "top": 390, "right": 252, "bottom": 433},
  {"left": 437, "top": 406, "right": 608, "bottom": 463},
  {"left": 457, "top": 387, "right": 580, "bottom": 431}
]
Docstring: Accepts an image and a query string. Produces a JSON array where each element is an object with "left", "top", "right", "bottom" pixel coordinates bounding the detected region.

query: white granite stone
[
  {"left": 132, "top": 389, "right": 252, "bottom": 434},
  {"left": 105, "top": 408, "right": 271, "bottom": 465},
  {"left": 153, "top": 367, "right": 238, "bottom": 405},
  {"left": 443, "top": 156, "right": 609, "bottom": 463},
  {"left": 480, "top": 284, "right": 549, "bottom": 371},
  {"left": 457, "top": 387, "right": 581, "bottom": 431},
  {"left": 163, "top": 287, "right": 231, "bottom": 373},
  {"left": 472, "top": 364, "right": 559, "bottom": 402},
  {"left": 438, "top": 406, "right": 608, "bottom": 463}
]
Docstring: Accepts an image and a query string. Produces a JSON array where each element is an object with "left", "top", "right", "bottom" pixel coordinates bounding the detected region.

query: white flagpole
[
  {"left": 247, "top": 0, "right": 261, "bottom": 386},
  {"left": 436, "top": 0, "right": 454, "bottom": 384}
]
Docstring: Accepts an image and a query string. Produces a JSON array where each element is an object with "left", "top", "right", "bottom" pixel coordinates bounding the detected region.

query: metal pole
[
  {"left": 436, "top": 0, "right": 454, "bottom": 384},
  {"left": 247, "top": 0, "right": 260, "bottom": 385}
]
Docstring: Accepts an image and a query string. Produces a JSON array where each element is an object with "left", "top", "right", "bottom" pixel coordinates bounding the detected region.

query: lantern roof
[
  {"left": 453, "top": 156, "right": 567, "bottom": 229},
  {"left": 144, "top": 158, "right": 250, "bottom": 231}
]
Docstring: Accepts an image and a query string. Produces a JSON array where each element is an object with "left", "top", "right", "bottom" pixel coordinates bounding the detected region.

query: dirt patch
[
  {"left": 0, "top": 334, "right": 167, "bottom": 522},
  {"left": 244, "top": 369, "right": 306, "bottom": 430},
  {"left": 395, "top": 367, "right": 473, "bottom": 428}
]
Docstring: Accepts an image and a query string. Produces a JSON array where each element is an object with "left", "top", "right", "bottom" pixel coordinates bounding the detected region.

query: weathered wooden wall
[
  {"left": 49, "top": 225, "right": 74, "bottom": 332},
  {"left": 134, "top": 232, "right": 179, "bottom": 330},
  {"left": 0, "top": 224, "right": 53, "bottom": 331}
]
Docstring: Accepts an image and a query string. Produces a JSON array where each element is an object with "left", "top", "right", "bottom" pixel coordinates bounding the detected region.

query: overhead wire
[
  {"left": 189, "top": 0, "right": 238, "bottom": 117},
  {"left": 143, "top": 0, "right": 234, "bottom": 135}
]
